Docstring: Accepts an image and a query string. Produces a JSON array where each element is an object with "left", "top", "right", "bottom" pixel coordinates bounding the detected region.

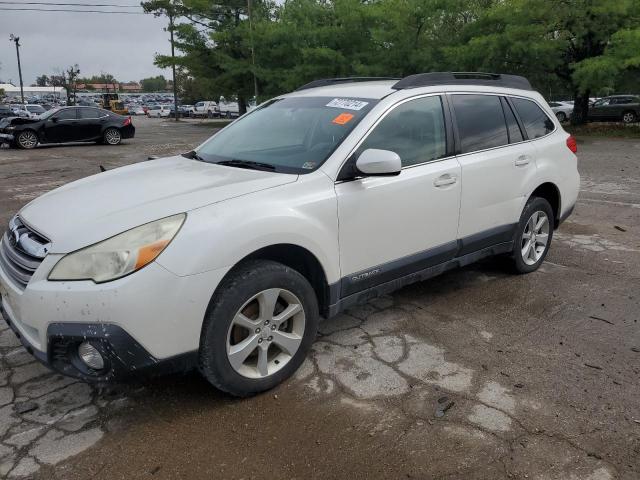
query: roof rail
[
  {"left": 392, "top": 72, "right": 532, "bottom": 91},
  {"left": 295, "top": 77, "right": 400, "bottom": 91}
]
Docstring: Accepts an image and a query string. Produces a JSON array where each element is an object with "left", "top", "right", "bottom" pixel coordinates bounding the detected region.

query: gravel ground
[{"left": 0, "top": 116, "right": 638, "bottom": 479}]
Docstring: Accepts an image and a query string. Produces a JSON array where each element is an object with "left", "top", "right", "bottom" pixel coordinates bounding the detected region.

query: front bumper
[
  {"left": 0, "top": 248, "right": 229, "bottom": 382},
  {"left": 1, "top": 300, "right": 197, "bottom": 381},
  {"left": 0, "top": 133, "right": 14, "bottom": 143}
]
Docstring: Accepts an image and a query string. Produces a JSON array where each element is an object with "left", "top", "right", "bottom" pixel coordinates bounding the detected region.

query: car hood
[
  {"left": 0, "top": 116, "right": 35, "bottom": 128},
  {"left": 19, "top": 156, "right": 297, "bottom": 253}
]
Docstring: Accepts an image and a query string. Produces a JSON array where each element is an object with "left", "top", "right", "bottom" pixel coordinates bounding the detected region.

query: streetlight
[{"left": 9, "top": 34, "right": 24, "bottom": 104}]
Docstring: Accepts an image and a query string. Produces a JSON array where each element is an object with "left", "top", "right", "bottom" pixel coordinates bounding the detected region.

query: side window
[
  {"left": 511, "top": 98, "right": 554, "bottom": 139},
  {"left": 357, "top": 96, "right": 446, "bottom": 167},
  {"left": 54, "top": 108, "right": 77, "bottom": 120},
  {"left": 79, "top": 108, "right": 100, "bottom": 119},
  {"left": 452, "top": 94, "right": 508, "bottom": 153},
  {"left": 501, "top": 99, "right": 524, "bottom": 143}
]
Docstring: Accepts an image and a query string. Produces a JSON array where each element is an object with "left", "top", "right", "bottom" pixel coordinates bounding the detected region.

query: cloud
[{"left": 0, "top": 8, "right": 172, "bottom": 84}]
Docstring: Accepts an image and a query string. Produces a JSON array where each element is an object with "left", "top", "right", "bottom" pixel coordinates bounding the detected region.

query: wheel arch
[
  {"left": 215, "top": 243, "right": 333, "bottom": 318},
  {"left": 528, "top": 182, "right": 561, "bottom": 228}
]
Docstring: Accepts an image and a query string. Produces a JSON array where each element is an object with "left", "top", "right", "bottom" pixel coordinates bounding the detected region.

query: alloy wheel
[
  {"left": 521, "top": 210, "right": 550, "bottom": 266},
  {"left": 104, "top": 129, "right": 121, "bottom": 145},
  {"left": 622, "top": 112, "right": 635, "bottom": 124},
  {"left": 226, "top": 288, "right": 305, "bottom": 379},
  {"left": 18, "top": 131, "right": 37, "bottom": 149}
]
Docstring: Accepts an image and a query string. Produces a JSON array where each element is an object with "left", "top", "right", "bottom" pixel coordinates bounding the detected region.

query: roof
[
  {"left": 287, "top": 80, "right": 398, "bottom": 100},
  {"left": 288, "top": 73, "right": 535, "bottom": 100}
]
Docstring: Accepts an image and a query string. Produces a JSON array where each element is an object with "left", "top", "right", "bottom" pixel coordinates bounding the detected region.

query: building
[{"left": 1, "top": 83, "right": 67, "bottom": 100}]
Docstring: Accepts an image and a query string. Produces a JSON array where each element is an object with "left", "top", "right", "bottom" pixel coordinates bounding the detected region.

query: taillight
[
  {"left": 123, "top": 116, "right": 132, "bottom": 127},
  {"left": 566, "top": 135, "right": 577, "bottom": 154}
]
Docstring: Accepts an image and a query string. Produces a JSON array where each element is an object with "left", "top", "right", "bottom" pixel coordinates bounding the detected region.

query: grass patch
[{"left": 565, "top": 122, "right": 640, "bottom": 138}]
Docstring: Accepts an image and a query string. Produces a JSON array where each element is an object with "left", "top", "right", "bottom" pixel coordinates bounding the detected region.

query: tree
[
  {"left": 35, "top": 75, "right": 50, "bottom": 87},
  {"left": 140, "top": 75, "right": 168, "bottom": 92},
  {"left": 446, "top": 0, "right": 640, "bottom": 123},
  {"left": 56, "top": 65, "right": 80, "bottom": 105}
]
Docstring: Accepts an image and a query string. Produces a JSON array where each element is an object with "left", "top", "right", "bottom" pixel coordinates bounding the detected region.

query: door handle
[
  {"left": 434, "top": 174, "right": 457, "bottom": 187},
  {"left": 515, "top": 155, "right": 531, "bottom": 166}
]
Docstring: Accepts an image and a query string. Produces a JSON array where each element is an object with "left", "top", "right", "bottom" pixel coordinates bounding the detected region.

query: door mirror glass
[{"left": 356, "top": 149, "right": 401, "bottom": 176}]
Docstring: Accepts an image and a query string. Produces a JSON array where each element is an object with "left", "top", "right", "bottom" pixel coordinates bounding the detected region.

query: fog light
[{"left": 78, "top": 342, "right": 104, "bottom": 370}]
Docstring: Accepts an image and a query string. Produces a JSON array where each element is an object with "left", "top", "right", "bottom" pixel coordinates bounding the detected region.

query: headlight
[{"left": 49, "top": 214, "right": 185, "bottom": 283}]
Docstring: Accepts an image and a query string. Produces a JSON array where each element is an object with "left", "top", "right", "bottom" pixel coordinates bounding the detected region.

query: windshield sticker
[
  {"left": 302, "top": 161, "right": 316, "bottom": 169},
  {"left": 326, "top": 98, "right": 369, "bottom": 111},
  {"left": 332, "top": 112, "right": 354, "bottom": 125}
]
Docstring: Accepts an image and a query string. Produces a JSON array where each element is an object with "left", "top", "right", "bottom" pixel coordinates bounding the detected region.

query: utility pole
[
  {"left": 169, "top": 7, "right": 179, "bottom": 122},
  {"left": 9, "top": 34, "right": 24, "bottom": 104},
  {"left": 247, "top": 0, "right": 258, "bottom": 102}
]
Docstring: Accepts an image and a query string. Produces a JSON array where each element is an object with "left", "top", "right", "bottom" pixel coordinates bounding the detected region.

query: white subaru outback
[{"left": 0, "top": 73, "right": 579, "bottom": 396}]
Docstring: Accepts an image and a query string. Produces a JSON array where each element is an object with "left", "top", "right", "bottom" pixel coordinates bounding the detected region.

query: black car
[
  {"left": 587, "top": 95, "right": 640, "bottom": 124},
  {"left": 0, "top": 106, "right": 135, "bottom": 149}
]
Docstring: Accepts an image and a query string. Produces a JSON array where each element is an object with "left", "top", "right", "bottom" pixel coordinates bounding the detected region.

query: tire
[
  {"left": 622, "top": 111, "right": 637, "bottom": 124},
  {"left": 555, "top": 112, "right": 566, "bottom": 122},
  {"left": 509, "top": 197, "right": 554, "bottom": 274},
  {"left": 225, "top": 111, "right": 231, "bottom": 119},
  {"left": 199, "top": 260, "right": 319, "bottom": 397},
  {"left": 103, "top": 127, "right": 122, "bottom": 145},
  {"left": 16, "top": 130, "right": 38, "bottom": 149},
  {"left": 207, "top": 110, "right": 213, "bottom": 119}
]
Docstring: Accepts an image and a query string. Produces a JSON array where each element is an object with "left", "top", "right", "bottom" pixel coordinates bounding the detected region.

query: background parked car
[
  {"left": 217, "top": 99, "right": 240, "bottom": 118},
  {"left": 147, "top": 105, "right": 171, "bottom": 118},
  {"left": 588, "top": 95, "right": 640, "bottom": 124},
  {"left": 9, "top": 105, "right": 30, "bottom": 118},
  {"left": 0, "top": 105, "right": 14, "bottom": 119},
  {"left": 549, "top": 101, "right": 573, "bottom": 122},
  {"left": 192, "top": 101, "right": 219, "bottom": 118},
  {"left": 25, "top": 104, "right": 46, "bottom": 119},
  {"left": 0, "top": 106, "right": 135, "bottom": 149},
  {"left": 128, "top": 106, "right": 146, "bottom": 116}
]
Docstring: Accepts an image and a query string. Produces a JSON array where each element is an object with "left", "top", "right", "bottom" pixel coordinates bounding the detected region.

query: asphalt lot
[{"left": 0, "top": 116, "right": 639, "bottom": 479}]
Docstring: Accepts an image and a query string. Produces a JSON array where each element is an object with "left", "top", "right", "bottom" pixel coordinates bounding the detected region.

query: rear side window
[
  {"left": 79, "top": 108, "right": 101, "bottom": 119},
  {"left": 501, "top": 99, "right": 524, "bottom": 143},
  {"left": 357, "top": 96, "right": 447, "bottom": 167},
  {"left": 452, "top": 94, "right": 508, "bottom": 153},
  {"left": 511, "top": 98, "right": 554, "bottom": 139}
]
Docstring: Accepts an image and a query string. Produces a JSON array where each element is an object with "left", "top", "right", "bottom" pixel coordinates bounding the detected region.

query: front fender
[{"left": 156, "top": 173, "right": 340, "bottom": 284}]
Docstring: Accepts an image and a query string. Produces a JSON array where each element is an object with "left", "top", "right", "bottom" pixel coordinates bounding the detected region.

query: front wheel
[
  {"left": 16, "top": 130, "right": 38, "bottom": 149},
  {"left": 199, "top": 260, "right": 319, "bottom": 397},
  {"left": 510, "top": 197, "right": 554, "bottom": 274},
  {"left": 103, "top": 127, "right": 122, "bottom": 145}
]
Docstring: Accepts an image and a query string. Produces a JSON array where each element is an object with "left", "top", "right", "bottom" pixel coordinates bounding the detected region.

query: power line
[
  {"left": 0, "top": 7, "right": 145, "bottom": 13},
  {"left": 0, "top": 1, "right": 140, "bottom": 6}
]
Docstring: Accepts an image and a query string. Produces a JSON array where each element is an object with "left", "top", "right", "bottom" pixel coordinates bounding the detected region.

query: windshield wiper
[
  {"left": 216, "top": 159, "right": 276, "bottom": 171},
  {"left": 182, "top": 150, "right": 204, "bottom": 161}
]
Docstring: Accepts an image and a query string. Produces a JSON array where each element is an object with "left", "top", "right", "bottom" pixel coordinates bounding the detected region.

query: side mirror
[{"left": 355, "top": 149, "right": 402, "bottom": 177}]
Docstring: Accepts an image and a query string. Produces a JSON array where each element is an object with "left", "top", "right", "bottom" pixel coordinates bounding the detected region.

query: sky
[{"left": 0, "top": 3, "right": 172, "bottom": 85}]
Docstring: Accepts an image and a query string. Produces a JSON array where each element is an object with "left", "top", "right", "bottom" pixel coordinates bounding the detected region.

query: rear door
[
  {"left": 451, "top": 93, "right": 538, "bottom": 251},
  {"left": 77, "top": 107, "right": 104, "bottom": 140},
  {"left": 336, "top": 95, "right": 461, "bottom": 296}
]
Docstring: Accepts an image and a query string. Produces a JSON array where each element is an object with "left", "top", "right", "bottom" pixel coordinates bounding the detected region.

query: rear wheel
[
  {"left": 510, "top": 197, "right": 554, "bottom": 274},
  {"left": 16, "top": 130, "right": 38, "bottom": 149},
  {"left": 555, "top": 111, "right": 566, "bottom": 122},
  {"left": 622, "top": 111, "right": 637, "bottom": 124},
  {"left": 103, "top": 128, "right": 121, "bottom": 145},
  {"left": 199, "top": 260, "right": 319, "bottom": 397}
]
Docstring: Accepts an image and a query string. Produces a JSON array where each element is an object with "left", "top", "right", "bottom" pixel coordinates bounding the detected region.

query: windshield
[
  {"left": 195, "top": 96, "right": 378, "bottom": 174},
  {"left": 39, "top": 108, "right": 61, "bottom": 120}
]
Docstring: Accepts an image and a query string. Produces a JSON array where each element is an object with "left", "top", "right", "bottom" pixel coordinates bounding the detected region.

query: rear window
[
  {"left": 79, "top": 108, "right": 102, "bottom": 119},
  {"left": 511, "top": 98, "right": 554, "bottom": 139},
  {"left": 452, "top": 94, "right": 508, "bottom": 153}
]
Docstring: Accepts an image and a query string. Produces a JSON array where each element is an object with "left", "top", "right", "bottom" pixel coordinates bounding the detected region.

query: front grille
[{"left": 0, "top": 216, "right": 50, "bottom": 289}]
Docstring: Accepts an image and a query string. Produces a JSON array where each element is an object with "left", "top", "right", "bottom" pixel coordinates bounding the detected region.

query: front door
[
  {"left": 336, "top": 95, "right": 461, "bottom": 297},
  {"left": 45, "top": 108, "right": 80, "bottom": 143}
]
